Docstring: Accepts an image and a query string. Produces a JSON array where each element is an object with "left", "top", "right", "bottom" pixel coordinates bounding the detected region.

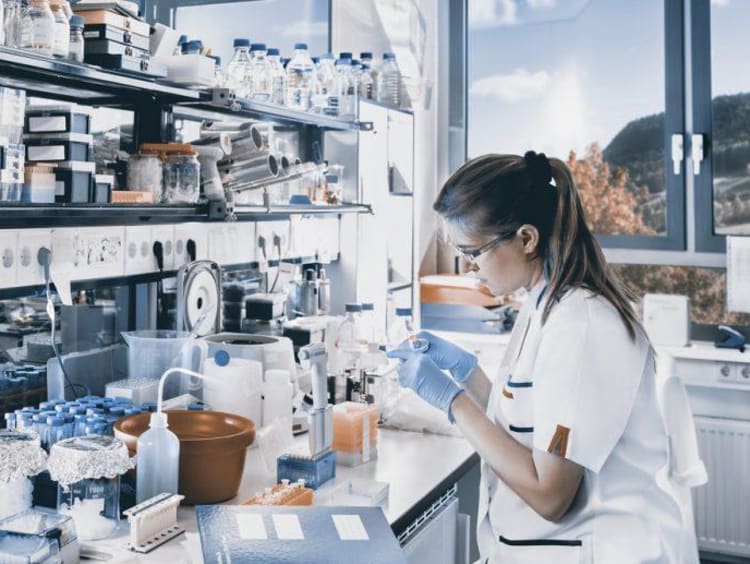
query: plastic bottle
[
  {"left": 67, "top": 13, "right": 83, "bottom": 61},
  {"left": 136, "top": 411, "right": 180, "bottom": 503},
  {"left": 45, "top": 416, "right": 65, "bottom": 448},
  {"left": 318, "top": 268, "right": 331, "bottom": 314},
  {"left": 48, "top": 0, "right": 68, "bottom": 57},
  {"left": 285, "top": 42, "right": 314, "bottom": 110},
  {"left": 247, "top": 43, "right": 272, "bottom": 101},
  {"left": 359, "top": 52, "right": 375, "bottom": 100},
  {"left": 311, "top": 52, "right": 338, "bottom": 115},
  {"left": 224, "top": 38, "right": 251, "bottom": 95},
  {"left": 361, "top": 303, "right": 376, "bottom": 344},
  {"left": 210, "top": 55, "right": 223, "bottom": 87},
  {"left": 388, "top": 307, "right": 414, "bottom": 348},
  {"left": 338, "top": 303, "right": 364, "bottom": 351},
  {"left": 261, "top": 369, "right": 293, "bottom": 428},
  {"left": 376, "top": 52, "right": 401, "bottom": 108},
  {"left": 267, "top": 47, "right": 286, "bottom": 105},
  {"left": 299, "top": 268, "right": 318, "bottom": 316},
  {"left": 27, "top": 0, "right": 54, "bottom": 56},
  {"left": 335, "top": 52, "right": 357, "bottom": 119}
]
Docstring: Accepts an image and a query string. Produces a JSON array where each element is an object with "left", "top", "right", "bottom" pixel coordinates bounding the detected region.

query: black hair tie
[{"left": 523, "top": 151, "right": 552, "bottom": 186}]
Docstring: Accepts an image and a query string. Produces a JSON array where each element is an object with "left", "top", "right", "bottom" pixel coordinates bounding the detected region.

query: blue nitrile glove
[
  {"left": 386, "top": 348, "right": 464, "bottom": 423},
  {"left": 398, "top": 331, "right": 478, "bottom": 384}
]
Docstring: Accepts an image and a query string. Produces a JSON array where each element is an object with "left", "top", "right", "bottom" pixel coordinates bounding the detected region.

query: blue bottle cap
[
  {"left": 124, "top": 408, "right": 142, "bottom": 416},
  {"left": 86, "top": 408, "right": 104, "bottom": 416},
  {"left": 383, "top": 52, "right": 395, "bottom": 60},
  {"left": 339, "top": 51, "right": 352, "bottom": 59},
  {"left": 74, "top": 414, "right": 87, "bottom": 423},
  {"left": 233, "top": 38, "right": 250, "bottom": 48},
  {"left": 108, "top": 407, "right": 125, "bottom": 417},
  {"left": 345, "top": 303, "right": 362, "bottom": 313},
  {"left": 312, "top": 56, "right": 320, "bottom": 64},
  {"left": 47, "top": 416, "right": 64, "bottom": 426},
  {"left": 294, "top": 42, "right": 308, "bottom": 50},
  {"left": 214, "top": 350, "right": 231, "bottom": 367},
  {"left": 113, "top": 397, "right": 132, "bottom": 405},
  {"left": 267, "top": 48, "right": 280, "bottom": 56},
  {"left": 250, "top": 43, "right": 267, "bottom": 51},
  {"left": 210, "top": 55, "right": 221, "bottom": 66},
  {"left": 362, "top": 303, "right": 375, "bottom": 311},
  {"left": 69, "top": 406, "right": 87, "bottom": 415},
  {"left": 360, "top": 51, "right": 373, "bottom": 60},
  {"left": 69, "top": 15, "right": 84, "bottom": 28},
  {"left": 63, "top": 414, "right": 75, "bottom": 424},
  {"left": 178, "top": 34, "right": 188, "bottom": 44},
  {"left": 395, "top": 307, "right": 412, "bottom": 316}
]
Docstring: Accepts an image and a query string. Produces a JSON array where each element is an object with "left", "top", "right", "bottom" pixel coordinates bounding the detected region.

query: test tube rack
[{"left": 123, "top": 493, "right": 185, "bottom": 553}]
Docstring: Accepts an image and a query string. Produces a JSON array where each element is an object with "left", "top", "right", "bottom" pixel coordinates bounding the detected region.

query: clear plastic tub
[{"left": 121, "top": 330, "right": 195, "bottom": 399}]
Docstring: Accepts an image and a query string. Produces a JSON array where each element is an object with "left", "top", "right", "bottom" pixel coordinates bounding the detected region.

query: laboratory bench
[{"left": 85, "top": 428, "right": 479, "bottom": 562}]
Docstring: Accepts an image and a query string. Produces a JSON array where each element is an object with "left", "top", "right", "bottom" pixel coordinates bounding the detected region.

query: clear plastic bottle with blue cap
[
  {"left": 285, "top": 42, "right": 315, "bottom": 110},
  {"left": 247, "top": 43, "right": 272, "bottom": 101},
  {"left": 267, "top": 47, "right": 286, "bottom": 105},
  {"left": 225, "top": 38, "right": 252, "bottom": 95},
  {"left": 388, "top": 307, "right": 428, "bottom": 352}
]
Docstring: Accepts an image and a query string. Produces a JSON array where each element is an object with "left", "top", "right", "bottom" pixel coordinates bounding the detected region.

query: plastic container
[
  {"left": 261, "top": 369, "right": 292, "bottom": 428},
  {"left": 376, "top": 52, "right": 401, "bottom": 108},
  {"left": 25, "top": 104, "right": 90, "bottom": 134},
  {"left": 225, "top": 38, "right": 250, "bottom": 95},
  {"left": 68, "top": 14, "right": 83, "bottom": 61},
  {"left": 317, "top": 268, "right": 330, "bottom": 314},
  {"left": 120, "top": 330, "right": 195, "bottom": 399},
  {"left": 52, "top": 160, "right": 95, "bottom": 203},
  {"left": 359, "top": 52, "right": 375, "bottom": 100},
  {"left": 246, "top": 43, "right": 272, "bottom": 101},
  {"left": 126, "top": 151, "right": 162, "bottom": 200},
  {"left": 22, "top": 164, "right": 55, "bottom": 203},
  {"left": 44, "top": 415, "right": 66, "bottom": 448},
  {"left": 335, "top": 53, "right": 357, "bottom": 119},
  {"left": 313, "top": 52, "right": 340, "bottom": 116},
  {"left": 285, "top": 42, "right": 314, "bottom": 110},
  {"left": 276, "top": 449, "right": 336, "bottom": 490},
  {"left": 58, "top": 476, "right": 120, "bottom": 540},
  {"left": 4, "top": 0, "right": 22, "bottom": 48},
  {"left": 267, "top": 47, "right": 286, "bottom": 105},
  {"left": 201, "top": 355, "right": 263, "bottom": 426},
  {"left": 135, "top": 411, "right": 179, "bottom": 503},
  {"left": 163, "top": 151, "right": 200, "bottom": 203},
  {"left": 24, "top": 132, "right": 93, "bottom": 162},
  {"left": 48, "top": 0, "right": 68, "bottom": 58},
  {"left": 27, "top": 0, "right": 54, "bottom": 55}
]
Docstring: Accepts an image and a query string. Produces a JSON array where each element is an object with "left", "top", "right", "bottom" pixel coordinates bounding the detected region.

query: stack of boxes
[{"left": 23, "top": 105, "right": 111, "bottom": 204}]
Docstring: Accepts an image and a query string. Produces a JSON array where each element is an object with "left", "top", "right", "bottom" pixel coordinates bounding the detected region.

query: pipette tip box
[{"left": 277, "top": 450, "right": 336, "bottom": 490}]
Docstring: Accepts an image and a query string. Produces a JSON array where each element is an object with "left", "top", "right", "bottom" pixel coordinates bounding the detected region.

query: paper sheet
[
  {"left": 236, "top": 514, "right": 267, "bottom": 540},
  {"left": 332, "top": 515, "right": 369, "bottom": 541},
  {"left": 727, "top": 236, "right": 750, "bottom": 313},
  {"left": 272, "top": 514, "right": 304, "bottom": 540}
]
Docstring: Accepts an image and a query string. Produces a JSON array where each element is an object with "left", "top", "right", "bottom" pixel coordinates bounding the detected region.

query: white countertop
[{"left": 85, "top": 429, "right": 477, "bottom": 563}]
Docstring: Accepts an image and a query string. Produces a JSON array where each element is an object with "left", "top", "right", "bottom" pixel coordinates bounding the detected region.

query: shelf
[
  {"left": 0, "top": 202, "right": 371, "bottom": 228},
  {"left": 0, "top": 46, "right": 200, "bottom": 105},
  {"left": 178, "top": 94, "right": 371, "bottom": 131}
]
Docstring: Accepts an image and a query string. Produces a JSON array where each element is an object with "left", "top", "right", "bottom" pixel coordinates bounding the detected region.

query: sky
[{"left": 467, "top": 0, "right": 750, "bottom": 160}]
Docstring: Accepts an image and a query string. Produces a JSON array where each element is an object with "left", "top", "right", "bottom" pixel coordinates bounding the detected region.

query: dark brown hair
[{"left": 434, "top": 152, "right": 640, "bottom": 339}]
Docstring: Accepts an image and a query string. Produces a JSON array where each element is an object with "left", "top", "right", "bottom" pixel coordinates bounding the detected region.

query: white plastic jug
[{"left": 202, "top": 352, "right": 263, "bottom": 427}]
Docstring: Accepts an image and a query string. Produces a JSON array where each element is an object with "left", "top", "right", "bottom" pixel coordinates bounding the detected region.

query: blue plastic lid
[
  {"left": 267, "top": 48, "right": 280, "bottom": 56},
  {"left": 210, "top": 55, "right": 221, "bottom": 66},
  {"left": 362, "top": 303, "right": 375, "bottom": 311},
  {"left": 294, "top": 42, "right": 308, "bottom": 50},
  {"left": 113, "top": 397, "right": 132, "bottom": 405},
  {"left": 233, "top": 38, "right": 250, "bottom": 47},
  {"left": 184, "top": 40, "right": 203, "bottom": 51},
  {"left": 108, "top": 407, "right": 125, "bottom": 417},
  {"left": 383, "top": 52, "right": 396, "bottom": 60},
  {"left": 63, "top": 414, "right": 75, "bottom": 424},
  {"left": 141, "top": 402, "right": 157, "bottom": 412},
  {"left": 335, "top": 57, "right": 351, "bottom": 66},
  {"left": 102, "top": 397, "right": 115, "bottom": 404},
  {"left": 360, "top": 51, "right": 373, "bottom": 59},
  {"left": 86, "top": 408, "right": 104, "bottom": 416},
  {"left": 39, "top": 401, "right": 53, "bottom": 410},
  {"left": 345, "top": 303, "right": 362, "bottom": 313},
  {"left": 395, "top": 307, "right": 412, "bottom": 316},
  {"left": 339, "top": 51, "right": 353, "bottom": 59},
  {"left": 281, "top": 57, "right": 291, "bottom": 66},
  {"left": 69, "top": 14, "right": 84, "bottom": 28},
  {"left": 124, "top": 408, "right": 142, "bottom": 416},
  {"left": 47, "top": 416, "right": 64, "bottom": 426},
  {"left": 214, "top": 350, "right": 231, "bottom": 367},
  {"left": 250, "top": 43, "right": 267, "bottom": 51},
  {"left": 74, "top": 414, "right": 87, "bottom": 422},
  {"left": 69, "top": 406, "right": 87, "bottom": 415},
  {"left": 178, "top": 34, "right": 188, "bottom": 43},
  {"left": 288, "top": 194, "right": 313, "bottom": 206},
  {"left": 325, "top": 174, "right": 339, "bottom": 183},
  {"left": 352, "top": 59, "right": 361, "bottom": 67}
]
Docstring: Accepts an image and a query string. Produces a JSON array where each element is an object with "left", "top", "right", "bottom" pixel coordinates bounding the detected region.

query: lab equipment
[
  {"left": 68, "top": 14, "right": 83, "bottom": 61},
  {"left": 313, "top": 53, "right": 340, "bottom": 115},
  {"left": 317, "top": 268, "right": 331, "bottom": 314},
  {"left": 47, "top": 435, "right": 132, "bottom": 541},
  {"left": 52, "top": 161, "right": 95, "bottom": 203},
  {"left": 135, "top": 411, "right": 180, "bottom": 503},
  {"left": 358, "top": 52, "right": 375, "bottom": 100},
  {"left": 126, "top": 151, "right": 162, "bottom": 198},
  {"left": 262, "top": 369, "right": 293, "bottom": 428},
  {"left": 332, "top": 402, "right": 378, "bottom": 467},
  {"left": 246, "top": 43, "right": 272, "bottom": 101},
  {"left": 225, "top": 38, "right": 251, "bottom": 94},
  {"left": 25, "top": 104, "right": 90, "bottom": 135},
  {"left": 299, "top": 269, "right": 319, "bottom": 316},
  {"left": 245, "top": 293, "right": 287, "bottom": 321},
  {"left": 386, "top": 349, "right": 463, "bottom": 422},
  {"left": 643, "top": 294, "right": 690, "bottom": 347},
  {"left": 162, "top": 149, "right": 200, "bottom": 203},
  {"left": 0, "top": 508, "right": 79, "bottom": 564},
  {"left": 199, "top": 332, "right": 296, "bottom": 375},
  {"left": 0, "top": 430, "right": 48, "bottom": 520},
  {"left": 276, "top": 448, "right": 336, "bottom": 490},
  {"left": 114, "top": 400, "right": 255, "bottom": 504},
  {"left": 24, "top": 132, "right": 92, "bottom": 163},
  {"left": 285, "top": 42, "right": 314, "bottom": 110},
  {"left": 123, "top": 493, "right": 185, "bottom": 553},
  {"left": 244, "top": 479, "right": 313, "bottom": 506},
  {"left": 388, "top": 308, "right": 428, "bottom": 352},
  {"left": 405, "top": 329, "right": 477, "bottom": 383},
  {"left": 335, "top": 53, "right": 357, "bottom": 119},
  {"left": 267, "top": 47, "right": 286, "bottom": 105},
  {"left": 201, "top": 354, "right": 263, "bottom": 426},
  {"left": 376, "top": 52, "right": 402, "bottom": 108}
]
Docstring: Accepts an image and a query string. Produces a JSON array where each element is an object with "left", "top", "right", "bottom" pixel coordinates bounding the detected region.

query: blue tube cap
[
  {"left": 233, "top": 38, "right": 250, "bottom": 48},
  {"left": 250, "top": 43, "right": 267, "bottom": 51}
]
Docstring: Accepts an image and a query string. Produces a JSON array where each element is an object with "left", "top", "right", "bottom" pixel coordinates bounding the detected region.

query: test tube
[
  {"left": 45, "top": 416, "right": 65, "bottom": 448},
  {"left": 404, "top": 318, "right": 429, "bottom": 353},
  {"left": 73, "top": 414, "right": 87, "bottom": 437},
  {"left": 4, "top": 412, "right": 16, "bottom": 431}
]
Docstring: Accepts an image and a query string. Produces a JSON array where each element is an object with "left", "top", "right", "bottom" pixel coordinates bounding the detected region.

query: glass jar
[
  {"left": 163, "top": 151, "right": 200, "bottom": 204},
  {"left": 0, "top": 430, "right": 48, "bottom": 520},
  {"left": 67, "top": 14, "right": 83, "bottom": 61},
  {"left": 3, "top": 0, "right": 19, "bottom": 48},
  {"left": 127, "top": 152, "right": 163, "bottom": 201},
  {"left": 48, "top": 0, "right": 67, "bottom": 57},
  {"left": 57, "top": 476, "right": 120, "bottom": 541},
  {"left": 27, "top": 0, "right": 54, "bottom": 55}
]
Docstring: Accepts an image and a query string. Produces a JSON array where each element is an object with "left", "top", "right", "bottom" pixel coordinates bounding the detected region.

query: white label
[
  {"left": 28, "top": 145, "right": 65, "bottom": 161},
  {"left": 332, "top": 515, "right": 369, "bottom": 541},
  {"left": 83, "top": 31, "right": 100, "bottom": 39},
  {"left": 236, "top": 514, "right": 267, "bottom": 540},
  {"left": 271, "top": 514, "right": 304, "bottom": 540},
  {"left": 29, "top": 116, "right": 67, "bottom": 133}
]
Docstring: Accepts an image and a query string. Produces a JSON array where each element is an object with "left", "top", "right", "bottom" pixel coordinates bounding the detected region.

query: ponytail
[{"left": 434, "top": 152, "right": 640, "bottom": 340}]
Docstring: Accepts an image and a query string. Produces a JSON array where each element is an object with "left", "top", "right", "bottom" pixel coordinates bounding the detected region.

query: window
[
  {"left": 173, "top": 0, "right": 329, "bottom": 65},
  {"left": 467, "top": 0, "right": 685, "bottom": 248}
]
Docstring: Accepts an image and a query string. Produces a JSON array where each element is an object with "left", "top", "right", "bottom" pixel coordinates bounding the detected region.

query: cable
[{"left": 269, "top": 235, "right": 283, "bottom": 292}]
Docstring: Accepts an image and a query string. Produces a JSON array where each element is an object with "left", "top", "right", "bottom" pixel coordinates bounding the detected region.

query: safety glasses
[{"left": 452, "top": 231, "right": 516, "bottom": 265}]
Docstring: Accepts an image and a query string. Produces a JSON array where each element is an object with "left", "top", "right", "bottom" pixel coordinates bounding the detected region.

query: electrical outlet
[
  {"left": 256, "top": 221, "right": 288, "bottom": 261},
  {"left": 210, "top": 223, "right": 255, "bottom": 265},
  {"left": 125, "top": 226, "right": 154, "bottom": 275},
  {"left": 17, "top": 228, "right": 52, "bottom": 287},
  {"left": 174, "top": 223, "right": 209, "bottom": 267},
  {"left": 738, "top": 364, "right": 750, "bottom": 384},
  {"left": 0, "top": 230, "right": 18, "bottom": 287},
  {"left": 717, "top": 363, "right": 736, "bottom": 383},
  {"left": 152, "top": 226, "right": 175, "bottom": 271}
]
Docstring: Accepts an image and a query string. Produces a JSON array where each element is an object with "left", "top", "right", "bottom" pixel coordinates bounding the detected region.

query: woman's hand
[
  {"left": 386, "top": 349, "right": 465, "bottom": 422},
  {"left": 397, "top": 330, "right": 478, "bottom": 383}
]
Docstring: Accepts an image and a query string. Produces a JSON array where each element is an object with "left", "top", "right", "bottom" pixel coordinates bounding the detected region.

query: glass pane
[
  {"left": 611, "top": 264, "right": 750, "bottom": 327},
  {"left": 710, "top": 1, "right": 750, "bottom": 235},
  {"left": 467, "top": 0, "right": 667, "bottom": 236},
  {"left": 175, "top": 0, "right": 329, "bottom": 65}
]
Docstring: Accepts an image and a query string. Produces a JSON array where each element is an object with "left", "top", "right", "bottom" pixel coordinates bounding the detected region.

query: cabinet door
[{"left": 402, "top": 497, "right": 459, "bottom": 564}]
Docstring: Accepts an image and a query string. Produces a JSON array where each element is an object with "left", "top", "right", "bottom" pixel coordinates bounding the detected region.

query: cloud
[
  {"left": 711, "top": 0, "right": 730, "bottom": 6},
  {"left": 526, "top": 0, "right": 556, "bottom": 7},
  {"left": 280, "top": 20, "right": 328, "bottom": 38},
  {"left": 469, "top": 68, "right": 551, "bottom": 103},
  {"left": 468, "top": 0, "right": 518, "bottom": 29}
]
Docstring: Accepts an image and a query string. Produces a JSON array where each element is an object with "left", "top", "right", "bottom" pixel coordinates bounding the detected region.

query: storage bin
[
  {"left": 25, "top": 133, "right": 93, "bottom": 163},
  {"left": 84, "top": 54, "right": 167, "bottom": 78},
  {"left": 83, "top": 23, "right": 150, "bottom": 51},
  {"left": 25, "top": 105, "right": 91, "bottom": 135},
  {"left": 84, "top": 38, "right": 149, "bottom": 58},
  {"left": 53, "top": 161, "right": 95, "bottom": 203}
]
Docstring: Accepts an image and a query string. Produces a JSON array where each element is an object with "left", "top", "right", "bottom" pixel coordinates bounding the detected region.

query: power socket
[
  {"left": 17, "top": 229, "right": 52, "bottom": 287},
  {"left": 125, "top": 226, "right": 154, "bottom": 275},
  {"left": 152, "top": 226, "right": 175, "bottom": 271},
  {"left": 0, "top": 230, "right": 17, "bottom": 287}
]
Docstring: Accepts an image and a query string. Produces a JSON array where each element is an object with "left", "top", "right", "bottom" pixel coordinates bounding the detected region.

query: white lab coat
[{"left": 476, "top": 282, "right": 700, "bottom": 564}]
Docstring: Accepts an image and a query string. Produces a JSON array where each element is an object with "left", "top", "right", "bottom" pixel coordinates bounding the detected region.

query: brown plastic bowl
[{"left": 114, "top": 410, "right": 255, "bottom": 505}]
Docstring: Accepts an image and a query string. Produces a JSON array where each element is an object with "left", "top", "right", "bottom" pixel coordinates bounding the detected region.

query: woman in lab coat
[{"left": 388, "top": 152, "right": 700, "bottom": 563}]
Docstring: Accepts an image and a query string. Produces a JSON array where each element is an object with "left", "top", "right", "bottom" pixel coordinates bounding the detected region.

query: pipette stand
[{"left": 123, "top": 493, "right": 185, "bottom": 553}]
